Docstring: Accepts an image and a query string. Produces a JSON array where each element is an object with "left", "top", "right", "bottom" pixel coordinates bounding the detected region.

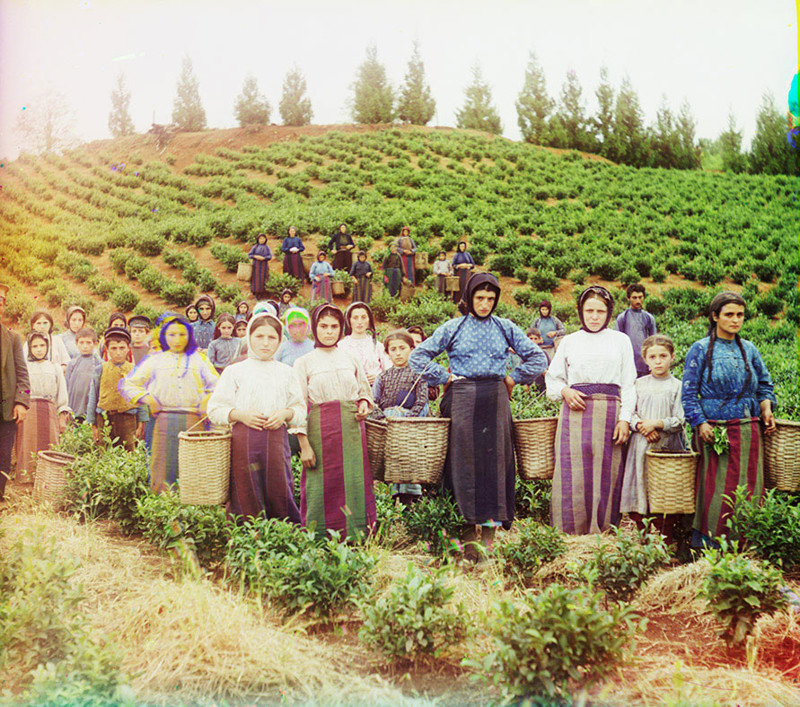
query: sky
[{"left": 0, "top": 0, "right": 796, "bottom": 159}]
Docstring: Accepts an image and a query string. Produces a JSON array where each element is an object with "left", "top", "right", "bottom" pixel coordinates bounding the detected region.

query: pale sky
[{"left": 0, "top": 0, "right": 796, "bottom": 159}]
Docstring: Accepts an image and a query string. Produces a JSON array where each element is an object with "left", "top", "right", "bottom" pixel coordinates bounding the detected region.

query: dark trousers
[
  {"left": 0, "top": 419, "right": 17, "bottom": 498},
  {"left": 98, "top": 412, "right": 138, "bottom": 453}
]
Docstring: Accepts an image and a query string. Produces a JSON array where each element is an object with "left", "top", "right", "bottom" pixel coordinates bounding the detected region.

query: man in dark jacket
[{"left": 0, "top": 284, "right": 31, "bottom": 501}]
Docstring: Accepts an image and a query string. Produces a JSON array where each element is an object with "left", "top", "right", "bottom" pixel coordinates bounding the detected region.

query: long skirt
[
  {"left": 301, "top": 400, "right": 377, "bottom": 540},
  {"left": 311, "top": 276, "right": 332, "bottom": 303},
  {"left": 400, "top": 253, "right": 415, "bottom": 284},
  {"left": 16, "top": 398, "right": 59, "bottom": 481},
  {"left": 283, "top": 252, "right": 305, "bottom": 281},
  {"left": 384, "top": 268, "right": 401, "bottom": 298},
  {"left": 692, "top": 417, "right": 763, "bottom": 542},
  {"left": 250, "top": 258, "right": 270, "bottom": 297},
  {"left": 149, "top": 411, "right": 202, "bottom": 494},
  {"left": 332, "top": 250, "right": 352, "bottom": 272},
  {"left": 352, "top": 275, "right": 372, "bottom": 304},
  {"left": 228, "top": 422, "right": 300, "bottom": 522},
  {"left": 440, "top": 379, "right": 516, "bottom": 526},
  {"left": 551, "top": 384, "right": 625, "bottom": 535},
  {"left": 454, "top": 268, "right": 472, "bottom": 304}
]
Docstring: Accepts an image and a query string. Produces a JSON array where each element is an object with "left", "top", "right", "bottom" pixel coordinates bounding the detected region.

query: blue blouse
[
  {"left": 452, "top": 252, "right": 475, "bottom": 268},
  {"left": 681, "top": 336, "right": 776, "bottom": 428},
  {"left": 248, "top": 244, "right": 272, "bottom": 260},
  {"left": 409, "top": 314, "right": 547, "bottom": 387},
  {"left": 281, "top": 237, "right": 305, "bottom": 253},
  {"left": 308, "top": 261, "right": 334, "bottom": 280},
  {"left": 275, "top": 338, "right": 314, "bottom": 367},
  {"left": 192, "top": 320, "right": 216, "bottom": 350}
]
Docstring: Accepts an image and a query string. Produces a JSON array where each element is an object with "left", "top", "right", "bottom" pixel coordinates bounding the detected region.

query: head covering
[
  {"left": 255, "top": 232, "right": 268, "bottom": 243},
  {"left": 64, "top": 305, "right": 87, "bottom": 330},
  {"left": 103, "top": 326, "right": 131, "bottom": 345},
  {"left": 460, "top": 272, "right": 501, "bottom": 320},
  {"left": 128, "top": 314, "right": 151, "bottom": 330},
  {"left": 252, "top": 300, "right": 280, "bottom": 319},
  {"left": 317, "top": 250, "right": 327, "bottom": 260},
  {"left": 310, "top": 303, "right": 345, "bottom": 348},
  {"left": 457, "top": 241, "right": 467, "bottom": 252},
  {"left": 194, "top": 295, "right": 216, "bottom": 321},
  {"left": 577, "top": 286, "right": 614, "bottom": 333},
  {"left": 30, "top": 310, "right": 54, "bottom": 333},
  {"left": 284, "top": 306, "right": 311, "bottom": 329},
  {"left": 343, "top": 302, "right": 376, "bottom": 337},
  {"left": 246, "top": 313, "right": 283, "bottom": 361},
  {"left": 108, "top": 312, "right": 128, "bottom": 330},
  {"left": 26, "top": 332, "right": 49, "bottom": 361},
  {"left": 185, "top": 303, "right": 198, "bottom": 317},
  {"left": 280, "top": 288, "right": 293, "bottom": 300},
  {"left": 157, "top": 316, "right": 198, "bottom": 356}
]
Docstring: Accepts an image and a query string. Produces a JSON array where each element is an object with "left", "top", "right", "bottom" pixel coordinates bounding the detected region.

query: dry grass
[
  {"left": 634, "top": 559, "right": 711, "bottom": 615},
  {"left": 533, "top": 532, "right": 609, "bottom": 585}
]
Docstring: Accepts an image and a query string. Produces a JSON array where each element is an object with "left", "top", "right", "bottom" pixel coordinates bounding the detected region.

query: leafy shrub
[
  {"left": 110, "top": 286, "right": 139, "bottom": 312},
  {"left": 359, "top": 564, "right": 468, "bottom": 662},
  {"left": 528, "top": 268, "right": 559, "bottom": 291},
  {"left": 263, "top": 272, "right": 301, "bottom": 298},
  {"left": 403, "top": 494, "right": 463, "bottom": 558},
  {"left": 486, "top": 253, "right": 518, "bottom": 278},
  {"left": 160, "top": 280, "right": 196, "bottom": 306},
  {"left": 494, "top": 519, "right": 566, "bottom": 583},
  {"left": 650, "top": 265, "right": 666, "bottom": 283},
  {"left": 467, "top": 585, "right": 643, "bottom": 701},
  {"left": 514, "top": 478, "right": 552, "bottom": 524},
  {"left": 390, "top": 291, "right": 457, "bottom": 333},
  {"left": 568, "top": 268, "right": 587, "bottom": 285},
  {"left": 210, "top": 242, "right": 250, "bottom": 272}
]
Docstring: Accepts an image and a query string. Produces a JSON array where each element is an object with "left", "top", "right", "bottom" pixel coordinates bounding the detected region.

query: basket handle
[
  {"left": 398, "top": 361, "right": 432, "bottom": 410},
  {"left": 185, "top": 415, "right": 208, "bottom": 434}
]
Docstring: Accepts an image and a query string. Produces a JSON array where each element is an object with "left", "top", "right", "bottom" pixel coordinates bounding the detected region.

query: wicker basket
[
  {"left": 33, "top": 450, "right": 75, "bottom": 506},
  {"left": 237, "top": 261, "right": 252, "bottom": 281},
  {"left": 445, "top": 276, "right": 460, "bottom": 292},
  {"left": 764, "top": 419, "right": 800, "bottom": 492},
  {"left": 384, "top": 417, "right": 450, "bottom": 484},
  {"left": 331, "top": 280, "right": 345, "bottom": 295},
  {"left": 513, "top": 417, "right": 558, "bottom": 480},
  {"left": 364, "top": 418, "right": 387, "bottom": 482},
  {"left": 645, "top": 450, "right": 698, "bottom": 515},
  {"left": 414, "top": 252, "right": 429, "bottom": 270},
  {"left": 178, "top": 424, "right": 232, "bottom": 505},
  {"left": 301, "top": 252, "right": 315, "bottom": 271}
]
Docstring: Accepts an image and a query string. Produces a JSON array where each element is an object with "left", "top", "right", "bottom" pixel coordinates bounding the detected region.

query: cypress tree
[
  {"left": 749, "top": 92, "right": 796, "bottom": 175},
  {"left": 593, "top": 67, "right": 615, "bottom": 157},
  {"left": 675, "top": 100, "right": 700, "bottom": 169},
  {"left": 234, "top": 74, "right": 271, "bottom": 126},
  {"left": 171, "top": 56, "right": 206, "bottom": 132},
  {"left": 550, "top": 69, "right": 595, "bottom": 151},
  {"left": 108, "top": 72, "right": 135, "bottom": 138},
  {"left": 516, "top": 51, "right": 553, "bottom": 144},
  {"left": 607, "top": 76, "right": 648, "bottom": 166},
  {"left": 279, "top": 67, "right": 313, "bottom": 126},
  {"left": 650, "top": 97, "right": 678, "bottom": 169},
  {"left": 397, "top": 41, "right": 435, "bottom": 125},
  {"left": 456, "top": 65, "right": 502, "bottom": 135},
  {"left": 719, "top": 113, "right": 747, "bottom": 173},
  {"left": 351, "top": 45, "right": 394, "bottom": 124}
]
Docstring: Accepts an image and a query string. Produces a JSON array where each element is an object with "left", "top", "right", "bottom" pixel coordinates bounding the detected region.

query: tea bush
[
  {"left": 403, "top": 494, "right": 463, "bottom": 558},
  {"left": 514, "top": 478, "right": 552, "bottom": 525},
  {"left": 494, "top": 519, "right": 566, "bottom": 584}
]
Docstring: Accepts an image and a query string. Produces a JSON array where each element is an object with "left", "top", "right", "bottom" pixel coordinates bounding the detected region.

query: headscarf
[
  {"left": 185, "top": 303, "right": 199, "bottom": 320},
  {"left": 234, "top": 300, "right": 250, "bottom": 322},
  {"left": 108, "top": 311, "right": 128, "bottom": 330},
  {"left": 284, "top": 306, "right": 311, "bottom": 334},
  {"left": 459, "top": 272, "right": 501, "bottom": 320},
  {"left": 252, "top": 300, "right": 280, "bottom": 319},
  {"left": 280, "top": 288, "right": 294, "bottom": 302},
  {"left": 310, "top": 303, "right": 345, "bottom": 348},
  {"left": 343, "top": 302, "right": 377, "bottom": 337},
  {"left": 255, "top": 232, "right": 268, "bottom": 244},
  {"left": 64, "top": 305, "right": 87, "bottom": 331},
  {"left": 246, "top": 313, "right": 283, "bottom": 361},
  {"left": 157, "top": 316, "right": 198, "bottom": 357},
  {"left": 26, "top": 332, "right": 49, "bottom": 361},
  {"left": 537, "top": 300, "right": 552, "bottom": 314},
  {"left": 194, "top": 295, "right": 216, "bottom": 321},
  {"left": 577, "top": 286, "right": 614, "bottom": 333}
]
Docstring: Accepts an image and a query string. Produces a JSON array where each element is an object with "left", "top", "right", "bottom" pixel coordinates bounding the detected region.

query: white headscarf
[{"left": 245, "top": 313, "right": 283, "bottom": 361}]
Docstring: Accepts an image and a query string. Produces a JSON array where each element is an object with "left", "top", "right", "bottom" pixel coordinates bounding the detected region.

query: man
[
  {"left": 616, "top": 283, "right": 657, "bottom": 378},
  {"left": 0, "top": 284, "right": 30, "bottom": 501}
]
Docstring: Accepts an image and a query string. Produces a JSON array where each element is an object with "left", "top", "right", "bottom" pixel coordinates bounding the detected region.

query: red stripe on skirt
[{"left": 319, "top": 401, "right": 346, "bottom": 531}]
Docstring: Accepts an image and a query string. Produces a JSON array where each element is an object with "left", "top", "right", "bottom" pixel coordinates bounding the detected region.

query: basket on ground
[
  {"left": 645, "top": 450, "right": 698, "bottom": 514},
  {"left": 301, "top": 252, "right": 315, "bottom": 271},
  {"left": 445, "top": 276, "right": 460, "bottom": 292},
  {"left": 364, "top": 418, "right": 387, "bottom": 482},
  {"left": 400, "top": 281, "right": 415, "bottom": 301},
  {"left": 33, "top": 450, "right": 75, "bottom": 506},
  {"left": 384, "top": 417, "right": 450, "bottom": 484},
  {"left": 178, "top": 427, "right": 232, "bottom": 505},
  {"left": 513, "top": 417, "right": 558, "bottom": 480},
  {"left": 237, "top": 262, "right": 252, "bottom": 281},
  {"left": 331, "top": 280, "right": 345, "bottom": 296},
  {"left": 414, "top": 252, "right": 429, "bottom": 270},
  {"left": 764, "top": 419, "right": 800, "bottom": 492}
]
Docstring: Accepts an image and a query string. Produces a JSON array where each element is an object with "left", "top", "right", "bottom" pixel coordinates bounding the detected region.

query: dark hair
[
  {"left": 626, "top": 283, "right": 646, "bottom": 298},
  {"left": 108, "top": 311, "right": 127, "bottom": 328},
  {"left": 75, "top": 327, "right": 97, "bottom": 342},
  {"left": 704, "top": 292, "right": 750, "bottom": 401},
  {"left": 249, "top": 315, "right": 282, "bottom": 339},
  {"left": 457, "top": 241, "right": 467, "bottom": 251},
  {"left": 213, "top": 313, "right": 236, "bottom": 339},
  {"left": 357, "top": 251, "right": 367, "bottom": 259},
  {"left": 527, "top": 326, "right": 541, "bottom": 337},
  {"left": 317, "top": 250, "right": 327, "bottom": 259},
  {"left": 577, "top": 286, "right": 614, "bottom": 331},
  {"left": 256, "top": 233, "right": 267, "bottom": 243},
  {"left": 30, "top": 310, "right": 54, "bottom": 332},
  {"left": 537, "top": 300, "right": 552, "bottom": 312},
  {"left": 641, "top": 334, "right": 674, "bottom": 357},
  {"left": 344, "top": 302, "right": 376, "bottom": 338},
  {"left": 438, "top": 251, "right": 446, "bottom": 257},
  {"left": 406, "top": 325, "right": 426, "bottom": 342},
  {"left": 383, "top": 329, "right": 415, "bottom": 350},
  {"left": 311, "top": 303, "right": 345, "bottom": 347},
  {"left": 287, "top": 226, "right": 298, "bottom": 236}
]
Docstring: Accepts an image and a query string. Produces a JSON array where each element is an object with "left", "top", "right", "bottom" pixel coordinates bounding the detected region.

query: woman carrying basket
[
  {"left": 681, "top": 291, "right": 776, "bottom": 549},
  {"left": 409, "top": 273, "right": 547, "bottom": 560}
]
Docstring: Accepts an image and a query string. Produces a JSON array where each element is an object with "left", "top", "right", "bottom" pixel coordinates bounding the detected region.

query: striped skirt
[
  {"left": 384, "top": 268, "right": 401, "bottom": 297},
  {"left": 693, "top": 417, "right": 763, "bottom": 540},
  {"left": 311, "top": 276, "right": 332, "bottom": 303},
  {"left": 551, "top": 384, "right": 625, "bottom": 535},
  {"left": 400, "top": 253, "right": 415, "bottom": 283},
  {"left": 228, "top": 422, "right": 300, "bottom": 522},
  {"left": 440, "top": 379, "right": 516, "bottom": 526},
  {"left": 250, "top": 258, "right": 270, "bottom": 296},
  {"left": 149, "top": 411, "right": 202, "bottom": 494},
  {"left": 352, "top": 275, "right": 372, "bottom": 304},
  {"left": 301, "top": 400, "right": 376, "bottom": 541},
  {"left": 16, "top": 398, "right": 59, "bottom": 481},
  {"left": 283, "top": 252, "right": 305, "bottom": 280}
]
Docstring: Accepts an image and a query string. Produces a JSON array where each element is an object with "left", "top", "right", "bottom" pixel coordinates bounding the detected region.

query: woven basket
[
  {"left": 414, "top": 252, "right": 429, "bottom": 270},
  {"left": 764, "top": 419, "right": 800, "bottom": 492},
  {"left": 384, "top": 417, "right": 450, "bottom": 484},
  {"left": 445, "top": 276, "right": 460, "bottom": 292},
  {"left": 301, "top": 252, "right": 315, "bottom": 271},
  {"left": 364, "top": 418, "right": 387, "bottom": 482},
  {"left": 400, "top": 281, "right": 415, "bottom": 301},
  {"left": 33, "top": 450, "right": 75, "bottom": 506},
  {"left": 645, "top": 450, "right": 698, "bottom": 515},
  {"left": 331, "top": 280, "right": 345, "bottom": 295},
  {"left": 513, "top": 417, "right": 558, "bottom": 480},
  {"left": 237, "top": 261, "right": 252, "bottom": 281},
  {"left": 178, "top": 425, "right": 232, "bottom": 505}
]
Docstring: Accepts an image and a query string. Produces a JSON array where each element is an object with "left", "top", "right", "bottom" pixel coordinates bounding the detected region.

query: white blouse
[
  {"left": 294, "top": 347, "right": 373, "bottom": 407},
  {"left": 337, "top": 335, "right": 390, "bottom": 382},
  {"left": 545, "top": 329, "right": 637, "bottom": 422},
  {"left": 207, "top": 358, "right": 307, "bottom": 434},
  {"left": 26, "top": 359, "right": 70, "bottom": 413}
]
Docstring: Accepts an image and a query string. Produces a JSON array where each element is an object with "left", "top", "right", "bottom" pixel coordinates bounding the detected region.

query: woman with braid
[{"left": 682, "top": 292, "right": 776, "bottom": 549}]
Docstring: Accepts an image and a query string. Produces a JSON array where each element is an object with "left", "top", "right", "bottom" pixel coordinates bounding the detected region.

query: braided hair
[{"left": 705, "top": 291, "right": 751, "bottom": 402}]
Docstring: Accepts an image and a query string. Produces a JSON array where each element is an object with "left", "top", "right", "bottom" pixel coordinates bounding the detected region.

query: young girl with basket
[
  {"left": 337, "top": 303, "right": 390, "bottom": 386},
  {"left": 309, "top": 251, "right": 335, "bottom": 303},
  {"left": 207, "top": 312, "right": 304, "bottom": 522}
]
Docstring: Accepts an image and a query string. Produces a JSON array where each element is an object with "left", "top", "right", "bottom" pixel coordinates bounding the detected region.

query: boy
[
  {"left": 86, "top": 327, "right": 147, "bottom": 451},
  {"left": 128, "top": 314, "right": 151, "bottom": 364},
  {"left": 64, "top": 327, "right": 102, "bottom": 423},
  {"left": 526, "top": 326, "right": 547, "bottom": 395}
]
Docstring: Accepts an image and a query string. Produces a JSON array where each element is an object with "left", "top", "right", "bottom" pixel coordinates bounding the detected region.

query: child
[
  {"left": 59, "top": 305, "right": 88, "bottom": 360},
  {"left": 294, "top": 304, "right": 377, "bottom": 540},
  {"left": 382, "top": 243, "right": 403, "bottom": 298},
  {"left": 275, "top": 307, "right": 314, "bottom": 366},
  {"left": 278, "top": 289, "right": 294, "bottom": 318},
  {"left": 64, "top": 327, "right": 103, "bottom": 422},
  {"left": 526, "top": 326, "right": 547, "bottom": 394},
  {"left": 207, "top": 312, "right": 306, "bottom": 521},
  {"left": 234, "top": 300, "right": 250, "bottom": 323},
  {"left": 120, "top": 316, "right": 218, "bottom": 493},
  {"left": 309, "top": 251, "right": 334, "bottom": 304},
  {"left": 406, "top": 326, "right": 439, "bottom": 401},
  {"left": 371, "top": 329, "right": 429, "bottom": 504},
  {"left": 108, "top": 312, "right": 128, "bottom": 330},
  {"left": 26, "top": 310, "right": 70, "bottom": 369},
  {"left": 128, "top": 315, "right": 151, "bottom": 364},
  {"left": 185, "top": 304, "right": 199, "bottom": 323},
  {"left": 432, "top": 251, "right": 453, "bottom": 296},
  {"left": 234, "top": 320, "right": 248, "bottom": 339},
  {"left": 86, "top": 327, "right": 147, "bottom": 452},
  {"left": 396, "top": 226, "right": 417, "bottom": 284},
  {"left": 620, "top": 334, "right": 686, "bottom": 544},
  {"left": 349, "top": 251, "right": 373, "bottom": 304},
  {"left": 337, "top": 303, "right": 390, "bottom": 386},
  {"left": 17, "top": 333, "right": 71, "bottom": 482},
  {"left": 191, "top": 295, "right": 216, "bottom": 351},
  {"left": 532, "top": 300, "right": 566, "bottom": 361},
  {"left": 207, "top": 313, "right": 242, "bottom": 373}
]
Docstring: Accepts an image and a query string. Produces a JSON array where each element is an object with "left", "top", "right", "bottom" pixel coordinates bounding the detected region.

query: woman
[
  {"left": 396, "top": 226, "right": 417, "bottom": 285},
  {"left": 681, "top": 291, "right": 776, "bottom": 548},
  {"left": 309, "top": 251, "right": 334, "bottom": 304},
  {"left": 328, "top": 223, "right": 354, "bottom": 272},
  {"left": 382, "top": 243, "right": 403, "bottom": 298},
  {"left": 532, "top": 300, "right": 566, "bottom": 360},
  {"left": 294, "top": 304, "right": 377, "bottom": 540},
  {"left": 337, "top": 302, "right": 389, "bottom": 386},
  {"left": 349, "top": 252, "right": 373, "bottom": 304},
  {"left": 59, "top": 305, "right": 88, "bottom": 359},
  {"left": 25, "top": 310, "right": 70, "bottom": 368},
  {"left": 545, "top": 286, "right": 636, "bottom": 535},
  {"left": 248, "top": 233, "right": 273, "bottom": 299},
  {"left": 281, "top": 226, "right": 306, "bottom": 281},
  {"left": 451, "top": 241, "right": 475, "bottom": 305},
  {"left": 207, "top": 312, "right": 305, "bottom": 522},
  {"left": 409, "top": 274, "right": 547, "bottom": 559}
]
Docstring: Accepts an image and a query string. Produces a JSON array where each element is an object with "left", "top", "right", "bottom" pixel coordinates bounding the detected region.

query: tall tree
[
  {"left": 279, "top": 66, "right": 313, "bottom": 126},
  {"left": 606, "top": 76, "right": 648, "bottom": 166},
  {"left": 549, "top": 69, "right": 595, "bottom": 151},
  {"left": 397, "top": 41, "right": 436, "bottom": 125},
  {"left": 593, "top": 66, "right": 615, "bottom": 156},
  {"left": 675, "top": 100, "right": 700, "bottom": 169},
  {"left": 351, "top": 45, "right": 394, "bottom": 124},
  {"left": 719, "top": 112, "right": 747, "bottom": 173},
  {"left": 108, "top": 72, "right": 135, "bottom": 138},
  {"left": 234, "top": 74, "right": 271, "bottom": 126},
  {"left": 456, "top": 65, "right": 502, "bottom": 134},
  {"left": 171, "top": 56, "right": 206, "bottom": 132},
  {"left": 649, "top": 97, "right": 679, "bottom": 168},
  {"left": 516, "top": 51, "right": 553, "bottom": 144},
  {"left": 749, "top": 92, "right": 796, "bottom": 175},
  {"left": 15, "top": 89, "right": 77, "bottom": 154}
]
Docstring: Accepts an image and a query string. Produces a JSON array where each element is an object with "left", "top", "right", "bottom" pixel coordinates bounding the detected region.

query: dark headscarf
[
  {"left": 26, "top": 332, "right": 49, "bottom": 361},
  {"left": 537, "top": 300, "right": 552, "bottom": 314},
  {"left": 459, "top": 272, "right": 501, "bottom": 320},
  {"left": 194, "top": 295, "right": 216, "bottom": 321},
  {"left": 108, "top": 311, "right": 128, "bottom": 330},
  {"left": 310, "top": 303, "right": 345, "bottom": 348},
  {"left": 577, "top": 286, "right": 614, "bottom": 333}
]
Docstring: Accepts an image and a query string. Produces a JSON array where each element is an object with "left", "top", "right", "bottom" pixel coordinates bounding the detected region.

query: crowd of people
[{"left": 0, "top": 254, "right": 778, "bottom": 561}]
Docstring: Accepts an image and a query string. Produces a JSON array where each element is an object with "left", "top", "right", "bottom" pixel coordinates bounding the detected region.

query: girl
[
  {"left": 234, "top": 320, "right": 248, "bottom": 339},
  {"left": 545, "top": 286, "right": 636, "bottom": 535},
  {"left": 349, "top": 251, "right": 373, "bottom": 304},
  {"left": 275, "top": 307, "right": 314, "bottom": 366},
  {"left": 407, "top": 325, "right": 439, "bottom": 401},
  {"left": 17, "top": 333, "right": 71, "bottom": 482},
  {"left": 382, "top": 243, "right": 403, "bottom": 299},
  {"left": 248, "top": 233, "right": 273, "bottom": 299},
  {"left": 207, "top": 312, "right": 305, "bottom": 522},
  {"left": 532, "top": 300, "right": 566, "bottom": 360},
  {"left": 451, "top": 241, "right": 475, "bottom": 305},
  {"left": 396, "top": 226, "right": 417, "bottom": 284},
  {"left": 185, "top": 303, "right": 199, "bottom": 323},
  {"left": 681, "top": 292, "right": 775, "bottom": 548},
  {"left": 108, "top": 312, "right": 128, "bottom": 330},
  {"left": 281, "top": 226, "right": 306, "bottom": 281},
  {"left": 294, "top": 304, "right": 377, "bottom": 540},
  {"left": 59, "top": 305, "right": 88, "bottom": 359},
  {"left": 120, "top": 316, "right": 219, "bottom": 493},
  {"left": 620, "top": 334, "right": 686, "bottom": 544},
  {"left": 191, "top": 295, "right": 216, "bottom": 351},
  {"left": 328, "top": 223, "right": 354, "bottom": 272},
  {"left": 309, "top": 251, "right": 334, "bottom": 304},
  {"left": 337, "top": 303, "right": 390, "bottom": 386},
  {"left": 432, "top": 251, "right": 453, "bottom": 296},
  {"left": 234, "top": 300, "right": 250, "bottom": 323},
  {"left": 278, "top": 289, "right": 294, "bottom": 318},
  {"left": 206, "top": 313, "right": 242, "bottom": 373},
  {"left": 25, "top": 310, "right": 70, "bottom": 369}
]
